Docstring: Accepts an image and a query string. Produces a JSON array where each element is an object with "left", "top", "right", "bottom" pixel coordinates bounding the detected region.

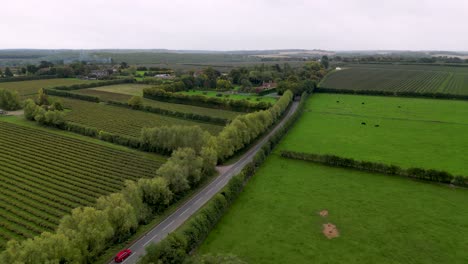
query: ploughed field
[
  {"left": 73, "top": 87, "right": 241, "bottom": 120},
  {"left": 199, "top": 155, "right": 468, "bottom": 264},
  {"left": 60, "top": 98, "right": 225, "bottom": 137},
  {"left": 0, "top": 121, "right": 165, "bottom": 248},
  {"left": 281, "top": 93, "right": 468, "bottom": 175},
  {"left": 0, "top": 78, "right": 101, "bottom": 98},
  {"left": 320, "top": 64, "right": 468, "bottom": 95}
]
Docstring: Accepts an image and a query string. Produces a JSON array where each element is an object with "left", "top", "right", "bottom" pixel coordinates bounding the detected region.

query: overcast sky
[{"left": 2, "top": 0, "right": 467, "bottom": 51}]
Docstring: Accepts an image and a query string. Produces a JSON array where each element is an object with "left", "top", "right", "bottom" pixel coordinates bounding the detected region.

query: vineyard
[
  {"left": 0, "top": 78, "right": 101, "bottom": 98},
  {"left": 320, "top": 64, "right": 468, "bottom": 95},
  {"left": 60, "top": 98, "right": 224, "bottom": 136},
  {"left": 73, "top": 89, "right": 241, "bottom": 120},
  {"left": 0, "top": 121, "right": 165, "bottom": 248}
]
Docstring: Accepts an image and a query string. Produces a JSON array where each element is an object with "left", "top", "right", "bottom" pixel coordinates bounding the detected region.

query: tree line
[
  {"left": 143, "top": 88, "right": 272, "bottom": 112},
  {"left": 315, "top": 87, "right": 468, "bottom": 101},
  {"left": 138, "top": 91, "right": 309, "bottom": 264},
  {"left": 280, "top": 151, "right": 467, "bottom": 187},
  {"left": 0, "top": 146, "right": 217, "bottom": 263}
]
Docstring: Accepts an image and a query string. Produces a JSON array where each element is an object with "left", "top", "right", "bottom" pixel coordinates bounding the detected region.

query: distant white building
[
  {"left": 336, "top": 67, "right": 342, "bottom": 71},
  {"left": 154, "top": 74, "right": 174, "bottom": 79}
]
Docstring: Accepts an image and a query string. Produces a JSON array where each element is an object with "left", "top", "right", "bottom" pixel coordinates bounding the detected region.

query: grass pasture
[
  {"left": 178, "top": 90, "right": 278, "bottom": 103},
  {"left": 199, "top": 155, "right": 468, "bottom": 264},
  {"left": 281, "top": 93, "right": 468, "bottom": 175},
  {"left": 73, "top": 89, "right": 241, "bottom": 120},
  {"left": 0, "top": 78, "right": 101, "bottom": 98},
  {"left": 60, "top": 98, "right": 224, "bottom": 137},
  {"left": 0, "top": 120, "right": 165, "bottom": 248},
  {"left": 321, "top": 64, "right": 468, "bottom": 95},
  {"left": 88, "top": 83, "right": 152, "bottom": 96}
]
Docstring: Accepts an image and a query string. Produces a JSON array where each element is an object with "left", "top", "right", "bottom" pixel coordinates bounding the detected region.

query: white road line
[
  {"left": 195, "top": 197, "right": 203, "bottom": 204},
  {"left": 162, "top": 220, "right": 174, "bottom": 231},
  {"left": 180, "top": 208, "right": 190, "bottom": 216},
  {"left": 143, "top": 234, "right": 158, "bottom": 246}
]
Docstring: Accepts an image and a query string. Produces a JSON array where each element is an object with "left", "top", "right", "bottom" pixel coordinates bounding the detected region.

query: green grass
[
  {"left": 0, "top": 119, "right": 165, "bottom": 248},
  {"left": 178, "top": 90, "right": 278, "bottom": 103},
  {"left": 88, "top": 83, "right": 153, "bottom": 96},
  {"left": 73, "top": 89, "right": 241, "bottom": 120},
  {"left": 320, "top": 64, "right": 468, "bottom": 95},
  {"left": 280, "top": 93, "right": 468, "bottom": 175},
  {"left": 0, "top": 78, "right": 101, "bottom": 98},
  {"left": 59, "top": 97, "right": 224, "bottom": 136},
  {"left": 199, "top": 155, "right": 468, "bottom": 264}
]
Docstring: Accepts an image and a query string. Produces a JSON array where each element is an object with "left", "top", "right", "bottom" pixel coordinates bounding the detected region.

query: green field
[
  {"left": 199, "top": 155, "right": 468, "bottom": 264},
  {"left": 0, "top": 120, "right": 165, "bottom": 248},
  {"left": 73, "top": 88, "right": 241, "bottom": 120},
  {"left": 0, "top": 78, "right": 101, "bottom": 98},
  {"left": 178, "top": 90, "right": 278, "bottom": 103},
  {"left": 321, "top": 64, "right": 468, "bottom": 95},
  {"left": 88, "top": 83, "right": 152, "bottom": 96},
  {"left": 280, "top": 93, "right": 468, "bottom": 175},
  {"left": 60, "top": 98, "right": 224, "bottom": 137}
]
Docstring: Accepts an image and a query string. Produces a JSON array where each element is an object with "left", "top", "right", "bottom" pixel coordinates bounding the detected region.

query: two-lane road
[{"left": 112, "top": 101, "right": 299, "bottom": 264}]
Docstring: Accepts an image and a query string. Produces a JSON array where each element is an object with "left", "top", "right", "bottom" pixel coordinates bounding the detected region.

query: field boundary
[
  {"left": 316, "top": 87, "right": 468, "bottom": 100},
  {"left": 280, "top": 151, "right": 468, "bottom": 187}
]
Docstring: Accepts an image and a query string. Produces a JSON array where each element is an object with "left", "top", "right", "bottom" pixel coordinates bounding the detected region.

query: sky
[{"left": 2, "top": 0, "right": 468, "bottom": 51}]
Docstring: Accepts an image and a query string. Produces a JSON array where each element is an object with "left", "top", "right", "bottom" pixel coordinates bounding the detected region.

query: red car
[{"left": 114, "top": 249, "right": 132, "bottom": 263}]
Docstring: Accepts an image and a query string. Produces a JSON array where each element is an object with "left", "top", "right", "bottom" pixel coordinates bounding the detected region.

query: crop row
[
  {"left": 321, "top": 65, "right": 468, "bottom": 95},
  {"left": 60, "top": 97, "right": 224, "bottom": 137},
  {"left": 0, "top": 121, "right": 165, "bottom": 248},
  {"left": 74, "top": 89, "right": 241, "bottom": 120}
]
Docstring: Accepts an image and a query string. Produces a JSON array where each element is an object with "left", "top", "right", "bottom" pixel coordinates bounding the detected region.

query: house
[
  {"left": 87, "top": 70, "right": 110, "bottom": 79},
  {"left": 336, "top": 67, "right": 342, "bottom": 71},
  {"left": 0, "top": 109, "right": 7, "bottom": 115},
  {"left": 260, "top": 81, "right": 277, "bottom": 89},
  {"left": 154, "top": 73, "right": 174, "bottom": 79}
]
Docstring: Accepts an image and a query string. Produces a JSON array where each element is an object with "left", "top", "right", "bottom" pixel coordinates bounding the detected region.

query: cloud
[{"left": 2, "top": 0, "right": 467, "bottom": 50}]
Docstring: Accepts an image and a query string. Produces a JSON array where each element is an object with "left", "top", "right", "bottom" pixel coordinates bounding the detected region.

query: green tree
[
  {"left": 128, "top": 96, "right": 144, "bottom": 109},
  {"left": 216, "top": 79, "right": 233, "bottom": 90},
  {"left": 96, "top": 193, "right": 138, "bottom": 242},
  {"left": 0, "top": 69, "right": 3, "bottom": 77},
  {"left": 120, "top": 61, "right": 129, "bottom": 69},
  {"left": 36, "top": 88, "right": 49, "bottom": 106},
  {"left": 139, "top": 233, "right": 187, "bottom": 264},
  {"left": 122, "top": 180, "right": 152, "bottom": 223},
  {"left": 23, "top": 99, "right": 39, "bottom": 120},
  {"left": 321, "top": 55, "right": 329, "bottom": 69},
  {"left": 4, "top": 67, "right": 13, "bottom": 77},
  {"left": 57, "top": 207, "right": 114, "bottom": 262},
  {"left": 0, "top": 89, "right": 21, "bottom": 110},
  {"left": 137, "top": 177, "right": 173, "bottom": 211},
  {"left": 26, "top": 64, "right": 39, "bottom": 74}
]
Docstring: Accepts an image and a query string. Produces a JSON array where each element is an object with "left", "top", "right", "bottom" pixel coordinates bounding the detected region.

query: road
[{"left": 112, "top": 100, "right": 299, "bottom": 264}]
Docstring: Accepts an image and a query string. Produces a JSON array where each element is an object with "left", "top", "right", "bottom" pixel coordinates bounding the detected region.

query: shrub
[{"left": 0, "top": 89, "right": 21, "bottom": 110}]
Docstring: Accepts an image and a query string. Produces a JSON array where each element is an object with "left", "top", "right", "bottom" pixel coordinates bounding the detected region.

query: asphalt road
[{"left": 112, "top": 101, "right": 299, "bottom": 264}]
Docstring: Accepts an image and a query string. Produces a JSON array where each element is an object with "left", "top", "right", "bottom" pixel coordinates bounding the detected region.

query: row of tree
[
  {"left": 280, "top": 151, "right": 467, "bottom": 187},
  {"left": 23, "top": 89, "right": 65, "bottom": 127},
  {"left": 138, "top": 91, "right": 310, "bottom": 264},
  {"left": 315, "top": 87, "right": 468, "bottom": 101},
  {"left": 0, "top": 89, "right": 21, "bottom": 110},
  {"left": 143, "top": 88, "right": 272, "bottom": 112},
  {"left": 1, "top": 146, "right": 218, "bottom": 263},
  {"left": 216, "top": 90, "right": 293, "bottom": 161}
]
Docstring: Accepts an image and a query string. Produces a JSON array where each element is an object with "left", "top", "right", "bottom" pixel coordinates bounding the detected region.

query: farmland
[
  {"left": 87, "top": 83, "right": 152, "bottom": 96},
  {"left": 177, "top": 90, "right": 278, "bottom": 103},
  {"left": 0, "top": 120, "right": 165, "bottom": 248},
  {"left": 60, "top": 97, "right": 225, "bottom": 136},
  {"left": 320, "top": 64, "right": 468, "bottom": 95},
  {"left": 0, "top": 78, "right": 101, "bottom": 98},
  {"left": 73, "top": 88, "right": 241, "bottom": 120},
  {"left": 280, "top": 93, "right": 468, "bottom": 175},
  {"left": 199, "top": 155, "right": 468, "bottom": 264}
]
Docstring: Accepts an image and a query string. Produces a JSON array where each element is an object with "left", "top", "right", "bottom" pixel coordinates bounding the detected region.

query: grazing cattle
[
  {"left": 362, "top": 102, "right": 365, "bottom": 105},
  {"left": 336, "top": 101, "right": 340, "bottom": 103},
  {"left": 361, "top": 122, "right": 366, "bottom": 125},
  {"left": 375, "top": 125, "right": 380, "bottom": 127}
]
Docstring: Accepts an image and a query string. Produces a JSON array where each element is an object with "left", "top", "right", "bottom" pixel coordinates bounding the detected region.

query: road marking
[
  {"left": 163, "top": 220, "right": 174, "bottom": 231},
  {"left": 143, "top": 234, "right": 159, "bottom": 246},
  {"left": 195, "top": 197, "right": 203, "bottom": 204},
  {"left": 181, "top": 208, "right": 190, "bottom": 216},
  {"left": 216, "top": 180, "right": 224, "bottom": 187}
]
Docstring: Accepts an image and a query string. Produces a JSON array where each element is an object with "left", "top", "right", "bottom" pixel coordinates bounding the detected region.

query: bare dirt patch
[
  {"left": 319, "top": 210, "right": 328, "bottom": 217},
  {"left": 322, "top": 223, "right": 339, "bottom": 239}
]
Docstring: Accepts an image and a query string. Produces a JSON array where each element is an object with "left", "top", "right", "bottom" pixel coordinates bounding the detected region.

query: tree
[
  {"left": 137, "top": 177, "right": 173, "bottom": 211},
  {"left": 36, "top": 88, "right": 49, "bottom": 106},
  {"left": 50, "top": 100, "right": 64, "bottom": 111},
  {"left": 0, "top": 69, "right": 3, "bottom": 77},
  {"left": 216, "top": 79, "right": 232, "bottom": 90},
  {"left": 128, "top": 96, "right": 144, "bottom": 109},
  {"left": 4, "top": 67, "right": 13, "bottom": 77},
  {"left": 0, "top": 89, "right": 21, "bottom": 110},
  {"left": 26, "top": 64, "right": 39, "bottom": 74},
  {"left": 23, "top": 99, "right": 39, "bottom": 120},
  {"left": 39, "top": 61, "right": 54, "bottom": 69},
  {"left": 57, "top": 207, "right": 114, "bottom": 262},
  {"left": 139, "top": 233, "right": 187, "bottom": 264},
  {"left": 120, "top": 61, "right": 129, "bottom": 69},
  {"left": 122, "top": 180, "right": 152, "bottom": 223},
  {"left": 96, "top": 193, "right": 138, "bottom": 242},
  {"left": 321, "top": 55, "right": 329, "bottom": 69}
]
